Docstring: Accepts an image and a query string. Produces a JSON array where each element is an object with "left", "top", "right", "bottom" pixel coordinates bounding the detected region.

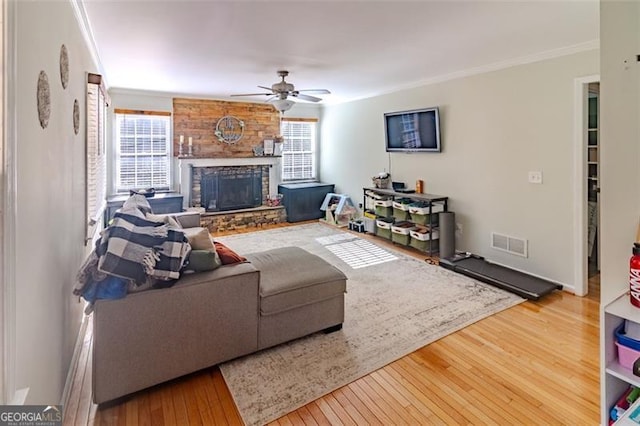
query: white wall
[
  {"left": 8, "top": 0, "right": 98, "bottom": 403},
  {"left": 321, "top": 50, "right": 598, "bottom": 288},
  {"left": 599, "top": 1, "right": 640, "bottom": 305}
]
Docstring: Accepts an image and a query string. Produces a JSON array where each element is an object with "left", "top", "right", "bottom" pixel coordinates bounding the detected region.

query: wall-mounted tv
[{"left": 384, "top": 107, "right": 441, "bottom": 153}]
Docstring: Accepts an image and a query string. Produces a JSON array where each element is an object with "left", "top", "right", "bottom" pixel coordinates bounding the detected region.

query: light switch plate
[{"left": 528, "top": 171, "right": 543, "bottom": 184}]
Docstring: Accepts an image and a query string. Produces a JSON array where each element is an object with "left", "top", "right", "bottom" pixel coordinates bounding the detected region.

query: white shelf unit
[{"left": 602, "top": 292, "right": 640, "bottom": 424}]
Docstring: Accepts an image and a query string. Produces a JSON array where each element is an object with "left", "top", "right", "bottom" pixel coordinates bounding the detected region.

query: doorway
[
  {"left": 587, "top": 83, "right": 600, "bottom": 278},
  {"left": 573, "top": 75, "right": 600, "bottom": 297}
]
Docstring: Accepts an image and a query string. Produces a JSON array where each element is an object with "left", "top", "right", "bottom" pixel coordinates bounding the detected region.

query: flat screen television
[{"left": 384, "top": 107, "right": 441, "bottom": 152}]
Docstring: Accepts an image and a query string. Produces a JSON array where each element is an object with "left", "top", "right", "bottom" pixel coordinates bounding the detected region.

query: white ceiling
[{"left": 82, "top": 0, "right": 599, "bottom": 105}]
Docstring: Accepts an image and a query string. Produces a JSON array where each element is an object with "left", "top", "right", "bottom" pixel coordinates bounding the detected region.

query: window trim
[
  {"left": 113, "top": 110, "right": 173, "bottom": 193},
  {"left": 280, "top": 117, "right": 318, "bottom": 182},
  {"left": 86, "top": 73, "right": 109, "bottom": 243}
]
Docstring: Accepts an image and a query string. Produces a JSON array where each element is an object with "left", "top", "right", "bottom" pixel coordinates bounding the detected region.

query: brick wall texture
[
  {"left": 201, "top": 207, "right": 286, "bottom": 233},
  {"left": 173, "top": 98, "right": 280, "bottom": 158}
]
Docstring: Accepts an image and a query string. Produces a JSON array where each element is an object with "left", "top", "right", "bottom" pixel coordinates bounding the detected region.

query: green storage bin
[
  {"left": 375, "top": 205, "right": 393, "bottom": 217},
  {"left": 393, "top": 207, "right": 409, "bottom": 221},
  {"left": 410, "top": 212, "right": 438, "bottom": 225},
  {"left": 392, "top": 232, "right": 410, "bottom": 245},
  {"left": 410, "top": 237, "right": 439, "bottom": 252},
  {"left": 376, "top": 227, "right": 392, "bottom": 240}
]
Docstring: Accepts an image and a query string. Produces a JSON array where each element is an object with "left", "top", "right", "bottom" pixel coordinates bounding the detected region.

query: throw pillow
[
  {"left": 183, "top": 227, "right": 215, "bottom": 250},
  {"left": 214, "top": 241, "right": 247, "bottom": 265},
  {"left": 185, "top": 249, "right": 222, "bottom": 272}
]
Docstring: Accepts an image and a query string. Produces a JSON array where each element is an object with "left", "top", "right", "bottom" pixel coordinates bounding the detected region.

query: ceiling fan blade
[
  {"left": 257, "top": 85, "right": 273, "bottom": 91},
  {"left": 297, "top": 89, "right": 331, "bottom": 95},
  {"left": 230, "top": 92, "right": 273, "bottom": 97},
  {"left": 292, "top": 93, "right": 322, "bottom": 102}
]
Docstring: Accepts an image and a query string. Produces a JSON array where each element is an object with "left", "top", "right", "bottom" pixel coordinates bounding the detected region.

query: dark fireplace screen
[{"left": 201, "top": 168, "right": 263, "bottom": 211}]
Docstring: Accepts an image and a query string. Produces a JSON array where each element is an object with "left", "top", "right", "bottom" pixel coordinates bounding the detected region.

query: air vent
[{"left": 491, "top": 232, "right": 528, "bottom": 258}]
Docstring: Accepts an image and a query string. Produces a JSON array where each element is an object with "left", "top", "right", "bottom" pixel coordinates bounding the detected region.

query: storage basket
[
  {"left": 376, "top": 218, "right": 393, "bottom": 229},
  {"left": 376, "top": 218, "right": 393, "bottom": 239},
  {"left": 376, "top": 227, "right": 391, "bottom": 239},
  {"left": 374, "top": 199, "right": 393, "bottom": 217},
  {"left": 411, "top": 213, "right": 437, "bottom": 226},
  {"left": 409, "top": 226, "right": 439, "bottom": 252},
  {"left": 410, "top": 236, "right": 440, "bottom": 252},
  {"left": 372, "top": 176, "right": 390, "bottom": 189},
  {"left": 409, "top": 227, "right": 440, "bottom": 241},
  {"left": 393, "top": 207, "right": 409, "bottom": 221},
  {"left": 616, "top": 341, "right": 640, "bottom": 369},
  {"left": 616, "top": 323, "right": 640, "bottom": 351},
  {"left": 408, "top": 202, "right": 445, "bottom": 214},
  {"left": 391, "top": 221, "right": 416, "bottom": 246},
  {"left": 392, "top": 199, "right": 412, "bottom": 221}
]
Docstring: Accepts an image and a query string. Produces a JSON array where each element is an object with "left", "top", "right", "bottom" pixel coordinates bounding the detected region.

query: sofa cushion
[
  {"left": 246, "top": 247, "right": 347, "bottom": 316},
  {"left": 185, "top": 249, "right": 222, "bottom": 272},
  {"left": 183, "top": 227, "right": 215, "bottom": 250}
]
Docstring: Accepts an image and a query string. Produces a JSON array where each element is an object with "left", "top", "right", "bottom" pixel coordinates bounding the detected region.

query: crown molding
[
  {"left": 70, "top": 0, "right": 107, "bottom": 87},
  {"left": 330, "top": 39, "right": 600, "bottom": 105}
]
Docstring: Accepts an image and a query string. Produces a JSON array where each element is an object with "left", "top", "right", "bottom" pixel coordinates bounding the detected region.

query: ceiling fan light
[{"left": 272, "top": 99, "right": 295, "bottom": 112}]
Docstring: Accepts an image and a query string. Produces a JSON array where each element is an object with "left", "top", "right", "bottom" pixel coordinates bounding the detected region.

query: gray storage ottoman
[{"left": 246, "top": 247, "right": 347, "bottom": 350}]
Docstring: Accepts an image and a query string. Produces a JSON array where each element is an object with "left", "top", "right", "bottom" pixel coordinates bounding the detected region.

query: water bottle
[{"left": 630, "top": 243, "right": 640, "bottom": 307}]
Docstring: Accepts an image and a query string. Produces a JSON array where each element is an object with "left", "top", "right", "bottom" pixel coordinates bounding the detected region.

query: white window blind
[
  {"left": 86, "top": 74, "right": 109, "bottom": 242},
  {"left": 115, "top": 111, "right": 171, "bottom": 192},
  {"left": 281, "top": 119, "right": 317, "bottom": 181}
]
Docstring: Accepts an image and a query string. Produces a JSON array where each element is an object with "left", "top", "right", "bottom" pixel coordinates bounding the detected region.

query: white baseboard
[{"left": 60, "top": 314, "right": 89, "bottom": 406}]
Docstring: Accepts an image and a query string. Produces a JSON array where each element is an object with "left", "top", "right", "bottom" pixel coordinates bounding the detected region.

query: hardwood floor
[{"left": 63, "top": 222, "right": 601, "bottom": 425}]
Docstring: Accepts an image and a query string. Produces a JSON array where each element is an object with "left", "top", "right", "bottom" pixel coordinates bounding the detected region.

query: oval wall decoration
[
  {"left": 37, "top": 70, "right": 51, "bottom": 129},
  {"left": 214, "top": 115, "right": 245, "bottom": 144},
  {"left": 73, "top": 99, "right": 80, "bottom": 135},
  {"left": 60, "top": 44, "right": 69, "bottom": 89}
]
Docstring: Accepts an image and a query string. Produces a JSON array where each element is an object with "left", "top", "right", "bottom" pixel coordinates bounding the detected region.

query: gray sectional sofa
[{"left": 91, "top": 212, "right": 347, "bottom": 404}]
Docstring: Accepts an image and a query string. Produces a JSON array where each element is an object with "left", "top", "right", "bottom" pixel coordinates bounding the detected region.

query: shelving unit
[
  {"left": 602, "top": 292, "right": 640, "bottom": 424},
  {"left": 362, "top": 187, "right": 448, "bottom": 256}
]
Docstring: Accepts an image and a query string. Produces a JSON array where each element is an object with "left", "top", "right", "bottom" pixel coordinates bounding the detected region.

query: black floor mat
[{"left": 440, "top": 254, "right": 561, "bottom": 300}]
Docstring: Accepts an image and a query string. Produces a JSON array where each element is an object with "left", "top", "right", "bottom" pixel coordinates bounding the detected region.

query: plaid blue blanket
[{"left": 97, "top": 211, "right": 190, "bottom": 283}]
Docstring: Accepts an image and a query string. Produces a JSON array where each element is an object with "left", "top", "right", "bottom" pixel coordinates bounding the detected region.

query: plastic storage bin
[
  {"left": 392, "top": 199, "right": 412, "bottom": 221},
  {"left": 375, "top": 218, "right": 393, "bottom": 239},
  {"left": 616, "top": 323, "right": 640, "bottom": 351},
  {"left": 616, "top": 341, "right": 640, "bottom": 369},
  {"left": 391, "top": 221, "right": 416, "bottom": 246},
  {"left": 408, "top": 202, "right": 442, "bottom": 225},
  {"left": 409, "top": 226, "right": 439, "bottom": 252},
  {"left": 374, "top": 199, "right": 393, "bottom": 217}
]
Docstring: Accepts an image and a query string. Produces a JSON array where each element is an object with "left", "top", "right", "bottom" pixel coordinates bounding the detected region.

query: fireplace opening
[{"left": 201, "top": 168, "right": 263, "bottom": 211}]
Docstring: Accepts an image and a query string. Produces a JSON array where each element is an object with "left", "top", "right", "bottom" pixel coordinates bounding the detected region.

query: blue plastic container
[{"left": 616, "top": 322, "right": 640, "bottom": 351}]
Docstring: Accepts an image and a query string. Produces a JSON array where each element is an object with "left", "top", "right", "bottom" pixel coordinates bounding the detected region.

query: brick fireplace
[
  {"left": 177, "top": 157, "right": 286, "bottom": 231},
  {"left": 194, "top": 165, "right": 267, "bottom": 211}
]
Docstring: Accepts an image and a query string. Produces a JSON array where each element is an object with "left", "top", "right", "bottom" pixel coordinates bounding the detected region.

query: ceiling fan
[{"left": 231, "top": 70, "right": 330, "bottom": 112}]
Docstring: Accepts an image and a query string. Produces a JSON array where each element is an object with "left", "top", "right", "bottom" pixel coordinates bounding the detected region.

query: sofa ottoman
[{"left": 246, "top": 247, "right": 347, "bottom": 350}]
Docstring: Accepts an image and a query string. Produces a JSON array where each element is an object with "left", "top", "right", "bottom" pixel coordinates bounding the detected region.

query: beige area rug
[{"left": 217, "top": 223, "right": 523, "bottom": 426}]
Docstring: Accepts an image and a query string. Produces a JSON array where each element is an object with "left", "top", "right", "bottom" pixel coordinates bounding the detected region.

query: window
[
  {"left": 281, "top": 118, "right": 317, "bottom": 181},
  {"left": 114, "top": 110, "right": 171, "bottom": 192}
]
